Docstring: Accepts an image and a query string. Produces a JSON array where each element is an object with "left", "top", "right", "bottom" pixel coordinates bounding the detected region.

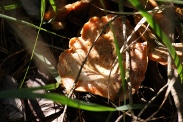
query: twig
[
  {"left": 136, "top": 82, "right": 168, "bottom": 120},
  {"left": 115, "top": 111, "right": 145, "bottom": 122},
  {"left": 171, "top": 86, "right": 183, "bottom": 122},
  {"left": 170, "top": 67, "right": 183, "bottom": 122},
  {"left": 144, "top": 53, "right": 175, "bottom": 121}
]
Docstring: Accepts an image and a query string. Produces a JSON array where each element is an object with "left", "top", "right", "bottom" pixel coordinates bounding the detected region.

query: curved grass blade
[
  {"left": 22, "top": 82, "right": 59, "bottom": 91},
  {"left": 19, "top": 0, "right": 46, "bottom": 88},
  {"left": 0, "top": 3, "right": 21, "bottom": 11},
  {"left": 128, "top": 0, "right": 183, "bottom": 82},
  {"left": 0, "top": 86, "right": 146, "bottom": 112},
  {"left": 0, "top": 88, "right": 115, "bottom": 112},
  {"left": 0, "top": 14, "right": 69, "bottom": 39},
  {"left": 49, "top": 0, "right": 57, "bottom": 12}
]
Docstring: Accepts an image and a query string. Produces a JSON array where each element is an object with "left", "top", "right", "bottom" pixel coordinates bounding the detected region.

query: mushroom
[
  {"left": 58, "top": 15, "right": 148, "bottom": 101},
  {"left": 44, "top": 0, "right": 111, "bottom": 30},
  {"left": 44, "top": 0, "right": 89, "bottom": 30},
  {"left": 148, "top": 43, "right": 183, "bottom": 66}
]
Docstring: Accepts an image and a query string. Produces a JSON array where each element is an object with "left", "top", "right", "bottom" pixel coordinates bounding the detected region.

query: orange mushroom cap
[{"left": 58, "top": 15, "right": 148, "bottom": 100}]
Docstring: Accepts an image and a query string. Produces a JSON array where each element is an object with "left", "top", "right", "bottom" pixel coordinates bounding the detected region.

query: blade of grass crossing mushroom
[
  {"left": 109, "top": 23, "right": 125, "bottom": 100},
  {"left": 119, "top": 1, "right": 131, "bottom": 121},
  {"left": 118, "top": 0, "right": 127, "bottom": 104},
  {"left": 98, "top": 0, "right": 125, "bottom": 103},
  {"left": 99, "top": 1, "right": 125, "bottom": 97},
  {"left": 128, "top": 0, "right": 183, "bottom": 82}
]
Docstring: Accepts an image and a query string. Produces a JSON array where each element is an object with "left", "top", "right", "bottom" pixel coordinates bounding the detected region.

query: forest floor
[{"left": 1, "top": 0, "right": 183, "bottom": 122}]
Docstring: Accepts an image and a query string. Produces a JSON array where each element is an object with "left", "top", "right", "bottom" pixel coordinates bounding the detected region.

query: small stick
[
  {"left": 145, "top": 53, "right": 175, "bottom": 121},
  {"left": 171, "top": 86, "right": 183, "bottom": 122}
]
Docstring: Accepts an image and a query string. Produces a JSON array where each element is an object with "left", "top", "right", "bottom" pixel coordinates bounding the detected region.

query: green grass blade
[
  {"left": 41, "top": 0, "right": 46, "bottom": 20},
  {"left": 110, "top": 24, "right": 125, "bottom": 99},
  {"left": 99, "top": 1, "right": 125, "bottom": 95},
  {"left": 0, "top": 14, "right": 68, "bottom": 39},
  {"left": 49, "top": 0, "right": 57, "bottom": 12},
  {"left": 20, "top": 0, "right": 47, "bottom": 88},
  {"left": 116, "top": 104, "right": 146, "bottom": 111},
  {"left": 128, "top": 0, "right": 183, "bottom": 82},
  {"left": 21, "top": 83, "right": 59, "bottom": 91},
  {"left": 0, "top": 87, "right": 146, "bottom": 112},
  {"left": 0, "top": 88, "right": 115, "bottom": 112},
  {"left": 0, "top": 3, "right": 21, "bottom": 11}
]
